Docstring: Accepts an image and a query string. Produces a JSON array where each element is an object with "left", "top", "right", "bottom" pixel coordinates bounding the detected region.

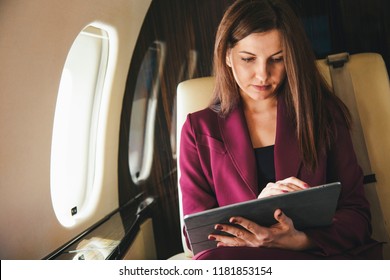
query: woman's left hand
[{"left": 208, "top": 209, "right": 315, "bottom": 251}]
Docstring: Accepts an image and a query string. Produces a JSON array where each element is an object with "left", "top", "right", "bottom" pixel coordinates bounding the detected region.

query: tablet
[{"left": 184, "top": 182, "right": 341, "bottom": 255}]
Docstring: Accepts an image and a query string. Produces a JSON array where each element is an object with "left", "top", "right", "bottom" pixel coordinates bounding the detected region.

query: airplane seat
[
  {"left": 171, "top": 53, "right": 390, "bottom": 260},
  {"left": 317, "top": 53, "right": 390, "bottom": 259},
  {"left": 170, "top": 77, "right": 215, "bottom": 260}
]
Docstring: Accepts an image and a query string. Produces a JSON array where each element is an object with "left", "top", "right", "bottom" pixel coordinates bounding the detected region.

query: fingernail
[
  {"left": 277, "top": 211, "right": 283, "bottom": 218},
  {"left": 282, "top": 190, "right": 288, "bottom": 193},
  {"left": 230, "top": 218, "right": 237, "bottom": 224},
  {"left": 215, "top": 225, "right": 223, "bottom": 231},
  {"left": 304, "top": 184, "right": 310, "bottom": 188},
  {"left": 208, "top": 235, "right": 216, "bottom": 240}
]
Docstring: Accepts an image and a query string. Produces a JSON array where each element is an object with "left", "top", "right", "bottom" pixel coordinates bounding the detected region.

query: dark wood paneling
[
  {"left": 118, "top": 0, "right": 233, "bottom": 259},
  {"left": 292, "top": 0, "right": 390, "bottom": 71}
]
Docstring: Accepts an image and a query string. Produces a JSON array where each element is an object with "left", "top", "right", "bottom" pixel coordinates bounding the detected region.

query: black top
[{"left": 254, "top": 145, "right": 275, "bottom": 193}]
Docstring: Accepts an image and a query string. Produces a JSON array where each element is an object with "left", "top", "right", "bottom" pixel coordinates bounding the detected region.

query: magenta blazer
[{"left": 179, "top": 97, "right": 381, "bottom": 258}]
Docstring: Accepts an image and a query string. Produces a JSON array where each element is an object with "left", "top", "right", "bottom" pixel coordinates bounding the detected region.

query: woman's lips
[{"left": 253, "top": 84, "right": 272, "bottom": 91}]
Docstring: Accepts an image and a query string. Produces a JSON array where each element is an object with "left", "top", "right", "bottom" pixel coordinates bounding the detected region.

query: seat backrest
[
  {"left": 317, "top": 53, "right": 390, "bottom": 258},
  {"left": 176, "top": 53, "right": 390, "bottom": 259},
  {"left": 176, "top": 77, "right": 215, "bottom": 258}
]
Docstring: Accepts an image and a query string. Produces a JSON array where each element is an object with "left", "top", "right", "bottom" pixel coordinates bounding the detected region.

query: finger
[
  {"left": 258, "top": 178, "right": 309, "bottom": 198},
  {"left": 216, "top": 242, "right": 228, "bottom": 247},
  {"left": 273, "top": 209, "right": 293, "bottom": 228},
  {"left": 277, "top": 182, "right": 305, "bottom": 192},
  {"left": 279, "top": 177, "right": 310, "bottom": 189},
  {"left": 214, "top": 222, "right": 250, "bottom": 239},
  {"left": 258, "top": 183, "right": 289, "bottom": 198},
  {"left": 208, "top": 231, "right": 246, "bottom": 247},
  {"left": 274, "top": 209, "right": 283, "bottom": 222},
  {"left": 229, "top": 216, "right": 264, "bottom": 235},
  {"left": 210, "top": 221, "right": 255, "bottom": 245}
]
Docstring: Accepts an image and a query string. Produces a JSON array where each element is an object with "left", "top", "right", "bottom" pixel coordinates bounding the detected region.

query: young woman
[{"left": 179, "top": 0, "right": 382, "bottom": 259}]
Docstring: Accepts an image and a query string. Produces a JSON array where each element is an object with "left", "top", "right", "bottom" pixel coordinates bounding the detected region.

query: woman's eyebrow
[
  {"left": 238, "top": 50, "right": 283, "bottom": 56},
  {"left": 271, "top": 50, "right": 283, "bottom": 56},
  {"left": 238, "top": 51, "right": 256, "bottom": 56}
]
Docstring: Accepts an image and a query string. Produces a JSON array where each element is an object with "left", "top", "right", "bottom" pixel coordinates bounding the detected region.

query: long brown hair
[{"left": 211, "top": 0, "right": 351, "bottom": 171}]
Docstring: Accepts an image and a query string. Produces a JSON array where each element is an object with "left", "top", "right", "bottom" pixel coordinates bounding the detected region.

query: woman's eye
[
  {"left": 241, "top": 57, "right": 255, "bottom": 63},
  {"left": 270, "top": 57, "right": 284, "bottom": 63}
]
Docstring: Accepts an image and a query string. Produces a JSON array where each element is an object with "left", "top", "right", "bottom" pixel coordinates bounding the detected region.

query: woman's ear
[{"left": 226, "top": 50, "right": 232, "bottom": 67}]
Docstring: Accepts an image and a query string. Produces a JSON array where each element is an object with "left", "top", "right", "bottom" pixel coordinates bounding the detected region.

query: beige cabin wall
[{"left": 0, "top": 0, "right": 151, "bottom": 259}]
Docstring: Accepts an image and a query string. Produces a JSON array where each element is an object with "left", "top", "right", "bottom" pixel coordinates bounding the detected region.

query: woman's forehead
[{"left": 232, "top": 30, "right": 283, "bottom": 56}]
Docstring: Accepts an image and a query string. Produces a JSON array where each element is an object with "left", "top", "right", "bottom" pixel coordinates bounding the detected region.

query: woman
[{"left": 179, "top": 0, "right": 382, "bottom": 259}]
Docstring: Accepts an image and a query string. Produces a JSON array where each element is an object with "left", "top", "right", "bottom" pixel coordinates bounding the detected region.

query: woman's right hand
[
  {"left": 209, "top": 209, "right": 316, "bottom": 251},
  {"left": 258, "top": 177, "right": 310, "bottom": 199}
]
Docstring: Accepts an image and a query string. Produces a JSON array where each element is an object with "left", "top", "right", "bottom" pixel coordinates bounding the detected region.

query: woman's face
[{"left": 226, "top": 29, "right": 286, "bottom": 103}]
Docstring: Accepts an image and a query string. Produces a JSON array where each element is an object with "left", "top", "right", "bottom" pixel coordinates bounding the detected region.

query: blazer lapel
[
  {"left": 217, "top": 98, "right": 303, "bottom": 195},
  {"left": 274, "top": 97, "right": 302, "bottom": 180},
  {"left": 218, "top": 106, "right": 258, "bottom": 196}
]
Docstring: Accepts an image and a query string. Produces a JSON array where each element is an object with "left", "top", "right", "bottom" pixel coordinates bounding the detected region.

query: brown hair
[{"left": 211, "top": 0, "right": 351, "bottom": 170}]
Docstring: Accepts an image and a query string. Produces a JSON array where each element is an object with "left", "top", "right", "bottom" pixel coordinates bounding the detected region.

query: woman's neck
[
  {"left": 242, "top": 96, "right": 278, "bottom": 148},
  {"left": 242, "top": 95, "right": 277, "bottom": 114}
]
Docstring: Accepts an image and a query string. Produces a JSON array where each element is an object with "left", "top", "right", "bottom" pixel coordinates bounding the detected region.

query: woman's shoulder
[
  {"left": 183, "top": 106, "right": 221, "bottom": 135},
  {"left": 188, "top": 106, "right": 219, "bottom": 123},
  {"left": 325, "top": 95, "right": 351, "bottom": 129}
]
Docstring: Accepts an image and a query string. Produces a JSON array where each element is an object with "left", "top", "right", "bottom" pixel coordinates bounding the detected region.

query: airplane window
[
  {"left": 50, "top": 25, "right": 110, "bottom": 227},
  {"left": 128, "top": 41, "right": 166, "bottom": 184}
]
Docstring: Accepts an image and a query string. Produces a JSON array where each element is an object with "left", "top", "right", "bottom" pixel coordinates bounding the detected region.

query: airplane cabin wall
[
  {"left": 117, "top": 0, "right": 235, "bottom": 259},
  {"left": 0, "top": 0, "right": 151, "bottom": 259}
]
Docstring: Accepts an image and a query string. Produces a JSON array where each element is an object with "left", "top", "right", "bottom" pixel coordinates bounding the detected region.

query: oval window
[
  {"left": 128, "top": 41, "right": 166, "bottom": 184},
  {"left": 50, "top": 25, "right": 110, "bottom": 227}
]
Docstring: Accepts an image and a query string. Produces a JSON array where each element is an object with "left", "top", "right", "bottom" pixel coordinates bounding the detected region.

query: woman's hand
[
  {"left": 208, "top": 209, "right": 315, "bottom": 251},
  {"left": 258, "top": 177, "right": 310, "bottom": 199}
]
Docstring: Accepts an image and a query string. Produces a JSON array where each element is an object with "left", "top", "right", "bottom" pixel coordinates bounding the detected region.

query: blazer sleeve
[
  {"left": 180, "top": 114, "right": 219, "bottom": 214},
  {"left": 304, "top": 118, "right": 374, "bottom": 256},
  {"left": 179, "top": 114, "right": 218, "bottom": 247}
]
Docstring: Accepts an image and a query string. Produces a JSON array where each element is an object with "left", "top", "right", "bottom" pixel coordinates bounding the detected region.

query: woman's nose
[{"left": 255, "top": 62, "right": 269, "bottom": 82}]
